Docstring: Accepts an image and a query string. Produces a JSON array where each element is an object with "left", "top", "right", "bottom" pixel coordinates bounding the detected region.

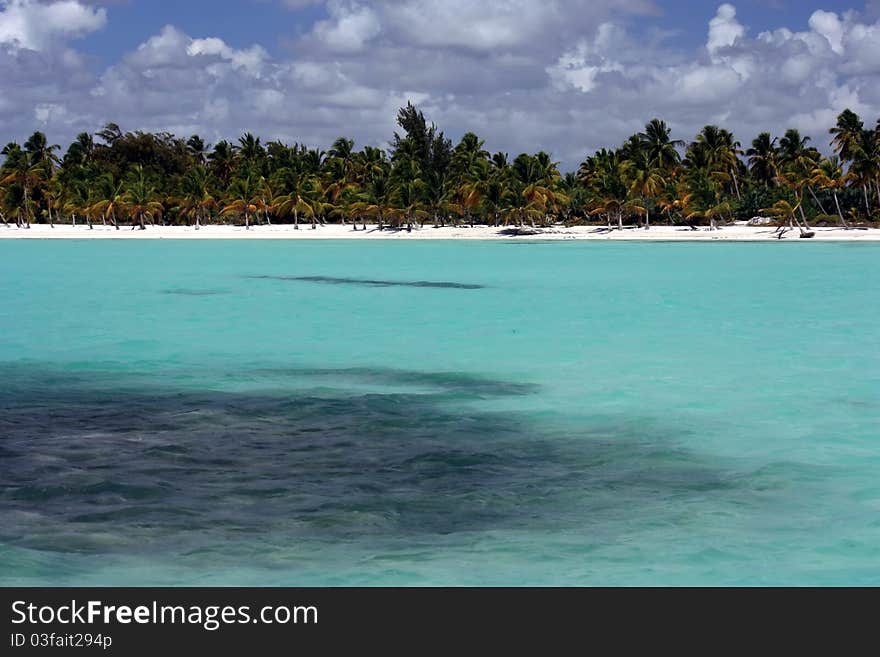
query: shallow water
[{"left": 0, "top": 240, "right": 878, "bottom": 585}]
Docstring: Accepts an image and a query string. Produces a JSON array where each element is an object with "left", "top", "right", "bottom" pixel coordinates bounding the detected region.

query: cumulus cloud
[
  {"left": 2, "top": 1, "right": 880, "bottom": 171},
  {"left": 307, "top": 0, "right": 659, "bottom": 56},
  {"left": 707, "top": 3, "right": 745, "bottom": 55},
  {"left": 810, "top": 10, "right": 845, "bottom": 55},
  {"left": 0, "top": 0, "right": 106, "bottom": 51},
  {"left": 545, "top": 4, "right": 880, "bottom": 163},
  {"left": 311, "top": 1, "right": 380, "bottom": 53}
]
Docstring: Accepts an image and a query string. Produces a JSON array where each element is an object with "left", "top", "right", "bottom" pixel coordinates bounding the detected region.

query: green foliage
[
  {"left": 2, "top": 107, "right": 879, "bottom": 230},
  {"left": 734, "top": 187, "right": 790, "bottom": 221}
]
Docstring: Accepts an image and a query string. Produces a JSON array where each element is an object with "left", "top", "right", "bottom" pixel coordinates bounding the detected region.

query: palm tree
[
  {"left": 747, "top": 133, "right": 779, "bottom": 187},
  {"left": 684, "top": 194, "right": 732, "bottom": 232},
  {"left": 271, "top": 169, "right": 314, "bottom": 230},
  {"left": 779, "top": 129, "right": 813, "bottom": 165},
  {"left": 0, "top": 184, "right": 8, "bottom": 226},
  {"left": 178, "top": 166, "right": 216, "bottom": 229},
  {"left": 44, "top": 175, "right": 62, "bottom": 227},
  {"left": 96, "top": 123, "right": 123, "bottom": 146},
  {"left": 589, "top": 197, "right": 643, "bottom": 230},
  {"left": 62, "top": 178, "right": 99, "bottom": 229},
  {"left": 777, "top": 129, "right": 822, "bottom": 227},
  {"left": 236, "top": 133, "right": 265, "bottom": 170},
  {"left": 302, "top": 148, "right": 326, "bottom": 175},
  {"left": 24, "top": 131, "right": 61, "bottom": 168},
  {"left": 90, "top": 173, "right": 126, "bottom": 229},
  {"left": 579, "top": 149, "right": 629, "bottom": 229},
  {"left": 809, "top": 157, "right": 851, "bottom": 227},
  {"left": 681, "top": 163, "right": 731, "bottom": 231},
  {"left": 848, "top": 129, "right": 880, "bottom": 217},
  {"left": 123, "top": 166, "right": 164, "bottom": 230},
  {"left": 829, "top": 109, "right": 863, "bottom": 163},
  {"left": 351, "top": 169, "right": 393, "bottom": 229},
  {"left": 688, "top": 125, "right": 743, "bottom": 200},
  {"left": 222, "top": 173, "right": 266, "bottom": 230},
  {"left": 208, "top": 141, "right": 236, "bottom": 189},
  {"left": 327, "top": 138, "right": 356, "bottom": 180},
  {"left": 762, "top": 199, "right": 807, "bottom": 237},
  {"left": 63, "top": 132, "right": 94, "bottom": 167},
  {"left": 622, "top": 150, "right": 665, "bottom": 229},
  {"left": 639, "top": 119, "right": 684, "bottom": 170},
  {"left": 451, "top": 132, "right": 490, "bottom": 180},
  {"left": 186, "top": 135, "right": 209, "bottom": 165},
  {"left": 391, "top": 178, "right": 427, "bottom": 230},
  {"left": 0, "top": 143, "right": 44, "bottom": 227}
]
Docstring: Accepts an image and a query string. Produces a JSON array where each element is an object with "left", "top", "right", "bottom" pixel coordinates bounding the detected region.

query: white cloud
[
  {"left": 305, "top": 0, "right": 659, "bottom": 55},
  {"left": 3, "top": 2, "right": 880, "bottom": 172},
  {"left": 707, "top": 3, "right": 745, "bottom": 55},
  {"left": 0, "top": 0, "right": 106, "bottom": 51},
  {"left": 311, "top": 1, "right": 380, "bottom": 53},
  {"left": 188, "top": 37, "right": 268, "bottom": 76},
  {"left": 810, "top": 10, "right": 845, "bottom": 55},
  {"left": 545, "top": 4, "right": 880, "bottom": 164}
]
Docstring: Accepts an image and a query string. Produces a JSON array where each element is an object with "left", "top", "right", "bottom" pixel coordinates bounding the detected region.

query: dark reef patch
[
  {"left": 161, "top": 288, "right": 229, "bottom": 296},
  {"left": 1, "top": 364, "right": 739, "bottom": 572},
  {"left": 250, "top": 366, "right": 540, "bottom": 397},
  {"left": 249, "top": 275, "right": 484, "bottom": 290}
]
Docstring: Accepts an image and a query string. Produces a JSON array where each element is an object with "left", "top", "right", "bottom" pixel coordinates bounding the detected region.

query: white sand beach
[{"left": 2, "top": 223, "right": 879, "bottom": 241}]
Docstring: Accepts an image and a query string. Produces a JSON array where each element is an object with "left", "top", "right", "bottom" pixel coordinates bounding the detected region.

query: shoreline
[{"left": 2, "top": 223, "right": 879, "bottom": 241}]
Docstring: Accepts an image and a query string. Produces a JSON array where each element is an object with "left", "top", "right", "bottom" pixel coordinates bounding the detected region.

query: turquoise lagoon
[{"left": 0, "top": 240, "right": 878, "bottom": 586}]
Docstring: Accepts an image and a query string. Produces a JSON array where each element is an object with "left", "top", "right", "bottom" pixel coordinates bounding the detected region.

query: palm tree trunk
[
  {"left": 112, "top": 210, "right": 119, "bottom": 230},
  {"left": 139, "top": 212, "right": 145, "bottom": 230},
  {"left": 293, "top": 209, "right": 299, "bottom": 230},
  {"left": 807, "top": 186, "right": 828, "bottom": 215},
  {"left": 798, "top": 204, "right": 811, "bottom": 230},
  {"left": 0, "top": 211, "right": 7, "bottom": 226},
  {"left": 645, "top": 207, "right": 650, "bottom": 230},
  {"left": 617, "top": 211, "right": 622, "bottom": 230},
  {"left": 864, "top": 186, "right": 870, "bottom": 216},
  {"left": 72, "top": 213, "right": 76, "bottom": 227},
  {"left": 23, "top": 183, "right": 30, "bottom": 228},
  {"left": 731, "top": 169, "right": 741, "bottom": 201},
  {"left": 245, "top": 211, "right": 250, "bottom": 230},
  {"left": 833, "top": 192, "right": 849, "bottom": 228}
]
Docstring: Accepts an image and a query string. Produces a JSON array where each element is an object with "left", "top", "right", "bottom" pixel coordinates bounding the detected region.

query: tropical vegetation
[{"left": 2, "top": 105, "right": 879, "bottom": 232}]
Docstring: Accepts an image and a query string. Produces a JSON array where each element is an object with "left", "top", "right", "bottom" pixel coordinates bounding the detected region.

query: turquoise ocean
[{"left": 1, "top": 240, "right": 878, "bottom": 586}]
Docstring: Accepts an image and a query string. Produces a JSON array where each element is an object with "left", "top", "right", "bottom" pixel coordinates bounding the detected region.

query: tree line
[{"left": 1, "top": 104, "right": 878, "bottom": 233}]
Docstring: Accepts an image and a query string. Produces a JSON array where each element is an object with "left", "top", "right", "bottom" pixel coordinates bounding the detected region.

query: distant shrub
[{"left": 812, "top": 214, "right": 842, "bottom": 227}]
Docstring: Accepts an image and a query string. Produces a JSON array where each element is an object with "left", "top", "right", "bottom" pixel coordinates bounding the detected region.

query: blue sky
[
  {"left": 76, "top": 1, "right": 868, "bottom": 64},
  {"left": 1, "top": 0, "right": 879, "bottom": 169}
]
